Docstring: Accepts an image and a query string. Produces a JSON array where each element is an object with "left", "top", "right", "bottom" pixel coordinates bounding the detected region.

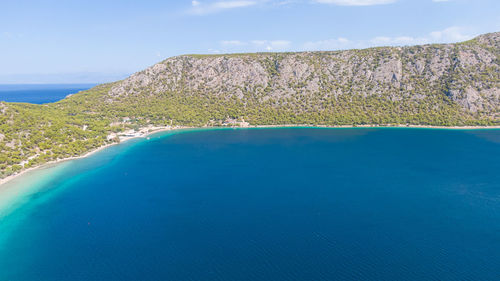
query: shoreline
[
  {"left": 249, "top": 124, "right": 500, "bottom": 130},
  {"left": 0, "top": 125, "right": 190, "bottom": 189},
  {"left": 1, "top": 123, "right": 499, "bottom": 189}
]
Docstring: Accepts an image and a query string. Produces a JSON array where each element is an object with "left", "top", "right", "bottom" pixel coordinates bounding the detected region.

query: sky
[{"left": 1, "top": 0, "right": 499, "bottom": 84}]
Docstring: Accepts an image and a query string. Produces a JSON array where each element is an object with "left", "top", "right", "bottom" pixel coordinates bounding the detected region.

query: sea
[
  {"left": 0, "top": 127, "right": 499, "bottom": 280},
  {"left": 0, "top": 84, "right": 96, "bottom": 104}
]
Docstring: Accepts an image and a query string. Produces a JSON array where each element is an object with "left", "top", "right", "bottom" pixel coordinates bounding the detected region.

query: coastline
[
  {"left": 248, "top": 124, "right": 500, "bottom": 130},
  {"left": 0, "top": 125, "right": 190, "bottom": 189},
  {"left": 1, "top": 123, "right": 499, "bottom": 189}
]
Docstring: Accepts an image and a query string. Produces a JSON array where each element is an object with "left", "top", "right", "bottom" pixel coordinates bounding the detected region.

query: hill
[{"left": 0, "top": 32, "right": 499, "bottom": 178}]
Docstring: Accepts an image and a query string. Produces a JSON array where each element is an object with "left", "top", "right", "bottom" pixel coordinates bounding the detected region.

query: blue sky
[{"left": 1, "top": 0, "right": 499, "bottom": 83}]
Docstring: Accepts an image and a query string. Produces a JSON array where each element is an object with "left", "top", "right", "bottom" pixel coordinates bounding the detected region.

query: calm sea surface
[
  {"left": 0, "top": 84, "right": 96, "bottom": 104},
  {"left": 0, "top": 128, "right": 499, "bottom": 280}
]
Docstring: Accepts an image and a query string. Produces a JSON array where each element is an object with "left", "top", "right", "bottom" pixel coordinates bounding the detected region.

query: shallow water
[{"left": 0, "top": 128, "right": 499, "bottom": 280}]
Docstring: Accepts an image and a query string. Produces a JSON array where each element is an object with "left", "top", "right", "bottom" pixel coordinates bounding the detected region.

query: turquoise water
[
  {"left": 0, "top": 128, "right": 499, "bottom": 280},
  {"left": 0, "top": 84, "right": 96, "bottom": 104}
]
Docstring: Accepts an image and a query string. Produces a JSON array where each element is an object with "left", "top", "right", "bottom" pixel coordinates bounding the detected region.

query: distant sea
[
  {"left": 0, "top": 84, "right": 96, "bottom": 104},
  {"left": 0, "top": 128, "right": 499, "bottom": 280}
]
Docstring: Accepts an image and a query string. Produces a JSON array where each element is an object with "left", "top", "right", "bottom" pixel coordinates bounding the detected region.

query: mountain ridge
[
  {"left": 111, "top": 32, "right": 499, "bottom": 113},
  {"left": 0, "top": 32, "right": 499, "bottom": 178}
]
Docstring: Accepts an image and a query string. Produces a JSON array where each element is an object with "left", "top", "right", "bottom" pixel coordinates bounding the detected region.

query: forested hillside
[{"left": 1, "top": 32, "right": 499, "bottom": 178}]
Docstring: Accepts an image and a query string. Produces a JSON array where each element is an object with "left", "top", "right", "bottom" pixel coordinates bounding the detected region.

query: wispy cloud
[
  {"left": 189, "top": 1, "right": 258, "bottom": 14},
  {"left": 215, "top": 39, "right": 292, "bottom": 52},
  {"left": 1, "top": 31, "right": 24, "bottom": 40},
  {"left": 0, "top": 72, "right": 130, "bottom": 84},
  {"left": 302, "top": 37, "right": 351, "bottom": 51},
  {"left": 188, "top": 0, "right": 397, "bottom": 15},
  {"left": 428, "top": 26, "right": 473, "bottom": 42},
  {"left": 211, "top": 27, "right": 475, "bottom": 54},
  {"left": 252, "top": 40, "right": 292, "bottom": 51},
  {"left": 273, "top": 0, "right": 299, "bottom": 6},
  {"left": 313, "top": 0, "right": 397, "bottom": 6},
  {"left": 302, "top": 26, "right": 475, "bottom": 51},
  {"left": 221, "top": 40, "right": 247, "bottom": 46},
  {"left": 372, "top": 26, "right": 474, "bottom": 46}
]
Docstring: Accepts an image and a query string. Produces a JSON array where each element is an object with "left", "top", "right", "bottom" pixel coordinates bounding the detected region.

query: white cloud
[
  {"left": 1, "top": 31, "right": 24, "bottom": 40},
  {"left": 432, "top": 0, "right": 451, "bottom": 2},
  {"left": 250, "top": 40, "right": 292, "bottom": 51},
  {"left": 369, "top": 35, "right": 429, "bottom": 46},
  {"left": 189, "top": 1, "right": 257, "bottom": 14},
  {"left": 0, "top": 72, "right": 130, "bottom": 84},
  {"left": 247, "top": 40, "right": 291, "bottom": 51},
  {"left": 267, "top": 40, "right": 292, "bottom": 50},
  {"left": 221, "top": 40, "right": 247, "bottom": 46},
  {"left": 213, "top": 1, "right": 257, "bottom": 9},
  {"left": 368, "top": 27, "right": 473, "bottom": 46},
  {"left": 218, "top": 39, "right": 292, "bottom": 52},
  {"left": 250, "top": 40, "right": 267, "bottom": 46},
  {"left": 314, "top": 0, "right": 396, "bottom": 6},
  {"left": 212, "top": 27, "right": 474, "bottom": 54},
  {"left": 188, "top": 0, "right": 390, "bottom": 15},
  {"left": 302, "top": 37, "right": 351, "bottom": 51},
  {"left": 429, "top": 26, "right": 473, "bottom": 42},
  {"left": 301, "top": 26, "right": 475, "bottom": 51}
]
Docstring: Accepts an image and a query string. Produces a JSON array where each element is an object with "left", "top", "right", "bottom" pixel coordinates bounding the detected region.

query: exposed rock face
[
  {"left": 0, "top": 103, "right": 6, "bottom": 115},
  {"left": 109, "top": 32, "right": 499, "bottom": 118},
  {"left": 1, "top": 33, "right": 499, "bottom": 179}
]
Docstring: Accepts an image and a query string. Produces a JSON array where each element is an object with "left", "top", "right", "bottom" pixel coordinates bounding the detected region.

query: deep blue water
[
  {"left": 0, "top": 128, "right": 499, "bottom": 280},
  {"left": 0, "top": 84, "right": 96, "bottom": 104}
]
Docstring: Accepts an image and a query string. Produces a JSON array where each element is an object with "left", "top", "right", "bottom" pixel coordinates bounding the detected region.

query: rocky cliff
[
  {"left": 0, "top": 32, "right": 499, "bottom": 178},
  {"left": 109, "top": 32, "right": 499, "bottom": 117}
]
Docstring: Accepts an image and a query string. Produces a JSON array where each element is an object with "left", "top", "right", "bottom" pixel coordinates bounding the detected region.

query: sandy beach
[
  {"left": 250, "top": 124, "right": 500, "bottom": 130},
  {"left": 0, "top": 124, "right": 499, "bottom": 189},
  {"left": 0, "top": 125, "right": 190, "bottom": 189}
]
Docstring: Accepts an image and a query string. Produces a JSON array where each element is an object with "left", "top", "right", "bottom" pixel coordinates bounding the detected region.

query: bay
[
  {"left": 0, "top": 128, "right": 499, "bottom": 280},
  {"left": 0, "top": 84, "right": 96, "bottom": 104}
]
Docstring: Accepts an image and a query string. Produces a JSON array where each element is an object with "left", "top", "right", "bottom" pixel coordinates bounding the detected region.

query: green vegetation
[{"left": 0, "top": 32, "right": 499, "bottom": 179}]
